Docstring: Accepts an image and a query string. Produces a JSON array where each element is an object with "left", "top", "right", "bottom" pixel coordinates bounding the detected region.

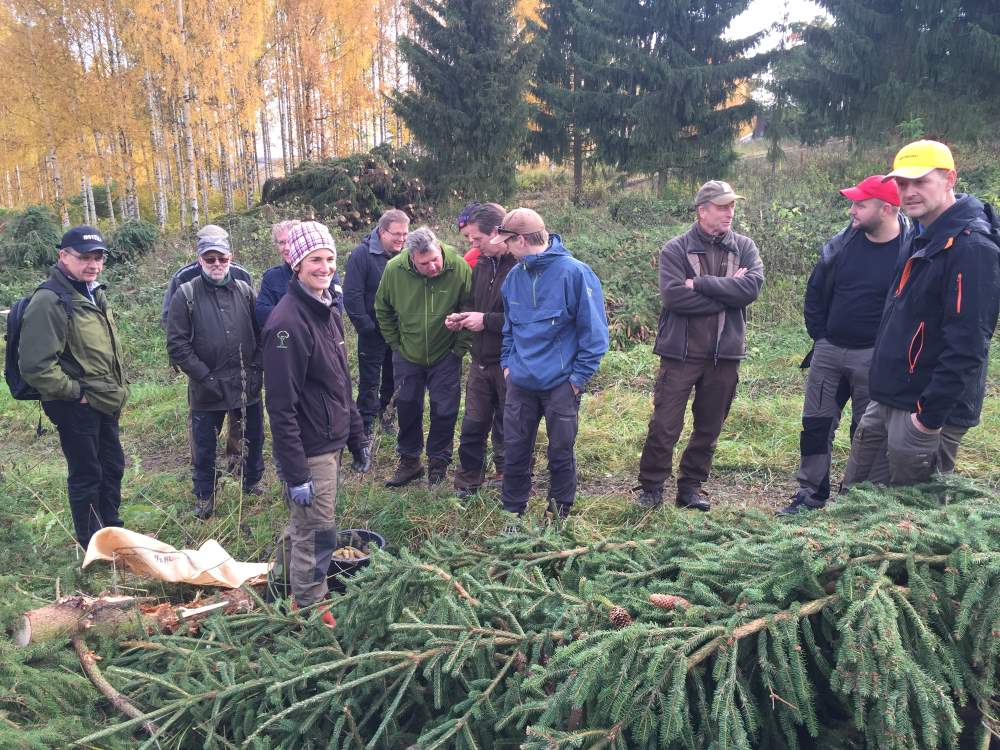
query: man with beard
[{"left": 779, "top": 176, "right": 912, "bottom": 515}]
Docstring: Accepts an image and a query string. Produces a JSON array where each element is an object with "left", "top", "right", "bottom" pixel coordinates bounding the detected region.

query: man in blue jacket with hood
[
  {"left": 844, "top": 140, "right": 1000, "bottom": 486},
  {"left": 492, "top": 208, "right": 609, "bottom": 530}
]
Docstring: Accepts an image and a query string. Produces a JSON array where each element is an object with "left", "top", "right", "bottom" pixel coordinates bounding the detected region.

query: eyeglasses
[
  {"left": 200, "top": 255, "right": 231, "bottom": 265},
  {"left": 64, "top": 249, "right": 106, "bottom": 262}
]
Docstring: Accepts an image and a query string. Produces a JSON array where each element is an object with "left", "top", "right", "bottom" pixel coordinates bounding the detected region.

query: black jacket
[
  {"left": 800, "top": 215, "right": 913, "bottom": 366},
  {"left": 803, "top": 214, "right": 914, "bottom": 341},
  {"left": 470, "top": 252, "right": 516, "bottom": 365},
  {"left": 262, "top": 279, "right": 365, "bottom": 486},
  {"left": 160, "top": 260, "right": 252, "bottom": 329},
  {"left": 343, "top": 229, "right": 393, "bottom": 340},
  {"left": 166, "top": 275, "right": 262, "bottom": 411},
  {"left": 255, "top": 262, "right": 342, "bottom": 327},
  {"left": 869, "top": 195, "right": 1000, "bottom": 429}
]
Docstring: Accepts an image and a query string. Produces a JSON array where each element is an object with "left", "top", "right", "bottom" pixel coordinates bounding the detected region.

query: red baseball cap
[{"left": 839, "top": 175, "right": 900, "bottom": 206}]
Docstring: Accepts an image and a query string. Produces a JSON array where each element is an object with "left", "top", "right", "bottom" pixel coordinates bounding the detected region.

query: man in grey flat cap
[{"left": 635, "top": 181, "right": 764, "bottom": 512}]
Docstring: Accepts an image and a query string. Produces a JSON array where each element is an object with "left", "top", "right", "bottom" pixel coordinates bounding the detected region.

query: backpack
[
  {"left": 3, "top": 280, "right": 75, "bottom": 400},
  {"left": 974, "top": 202, "right": 1000, "bottom": 249},
  {"left": 177, "top": 277, "right": 255, "bottom": 338}
]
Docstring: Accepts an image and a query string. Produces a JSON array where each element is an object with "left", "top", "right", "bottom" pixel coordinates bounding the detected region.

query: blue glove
[{"left": 287, "top": 481, "right": 314, "bottom": 507}]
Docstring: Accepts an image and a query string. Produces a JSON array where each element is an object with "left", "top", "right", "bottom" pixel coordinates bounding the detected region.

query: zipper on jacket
[
  {"left": 895, "top": 257, "right": 915, "bottom": 297},
  {"left": 907, "top": 321, "right": 926, "bottom": 374},
  {"left": 956, "top": 272, "right": 963, "bottom": 314}
]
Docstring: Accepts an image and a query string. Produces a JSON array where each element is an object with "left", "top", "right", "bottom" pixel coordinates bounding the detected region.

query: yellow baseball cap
[{"left": 885, "top": 140, "right": 955, "bottom": 181}]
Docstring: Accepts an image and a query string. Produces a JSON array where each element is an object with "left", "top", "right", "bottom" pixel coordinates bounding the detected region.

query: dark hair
[
  {"left": 456, "top": 202, "right": 481, "bottom": 230},
  {"left": 469, "top": 203, "right": 505, "bottom": 235}
]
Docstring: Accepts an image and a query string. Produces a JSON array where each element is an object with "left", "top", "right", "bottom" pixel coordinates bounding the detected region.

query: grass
[{"left": 0, "top": 143, "right": 998, "bottom": 745}]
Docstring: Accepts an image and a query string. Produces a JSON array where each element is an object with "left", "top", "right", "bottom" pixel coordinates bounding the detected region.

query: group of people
[{"left": 15, "top": 138, "right": 999, "bottom": 615}]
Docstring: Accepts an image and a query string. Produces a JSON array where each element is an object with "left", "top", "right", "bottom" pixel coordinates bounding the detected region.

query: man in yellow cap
[{"left": 844, "top": 140, "right": 1000, "bottom": 486}]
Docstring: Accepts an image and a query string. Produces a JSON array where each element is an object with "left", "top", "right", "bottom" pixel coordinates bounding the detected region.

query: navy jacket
[
  {"left": 501, "top": 235, "right": 609, "bottom": 391},
  {"left": 869, "top": 195, "right": 1000, "bottom": 429},
  {"left": 343, "top": 230, "right": 393, "bottom": 341},
  {"left": 255, "top": 263, "right": 342, "bottom": 327}
]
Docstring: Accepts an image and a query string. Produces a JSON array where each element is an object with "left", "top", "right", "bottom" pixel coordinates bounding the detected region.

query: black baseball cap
[{"left": 59, "top": 225, "right": 107, "bottom": 254}]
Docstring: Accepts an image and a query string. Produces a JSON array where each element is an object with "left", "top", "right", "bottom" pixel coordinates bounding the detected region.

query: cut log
[
  {"left": 12, "top": 590, "right": 254, "bottom": 647},
  {"left": 13, "top": 595, "right": 151, "bottom": 647}
]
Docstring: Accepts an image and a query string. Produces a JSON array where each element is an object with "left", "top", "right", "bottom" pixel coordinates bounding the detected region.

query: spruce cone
[
  {"left": 609, "top": 606, "right": 633, "bottom": 629},
  {"left": 649, "top": 593, "right": 691, "bottom": 611}
]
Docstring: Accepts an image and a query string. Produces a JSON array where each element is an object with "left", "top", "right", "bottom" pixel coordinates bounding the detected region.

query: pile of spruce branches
[
  {"left": 78, "top": 479, "right": 1000, "bottom": 749},
  {"left": 260, "top": 144, "right": 431, "bottom": 231}
]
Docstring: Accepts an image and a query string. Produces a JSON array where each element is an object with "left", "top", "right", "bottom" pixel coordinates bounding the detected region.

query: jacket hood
[
  {"left": 522, "top": 234, "right": 570, "bottom": 270},
  {"left": 916, "top": 194, "right": 990, "bottom": 254},
  {"left": 364, "top": 228, "right": 389, "bottom": 256}
]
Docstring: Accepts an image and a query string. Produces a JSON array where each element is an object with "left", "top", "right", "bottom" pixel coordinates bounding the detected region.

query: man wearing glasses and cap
[
  {"left": 166, "top": 234, "right": 266, "bottom": 519},
  {"left": 844, "top": 140, "right": 1000, "bottom": 487},
  {"left": 635, "top": 181, "right": 764, "bottom": 513},
  {"left": 18, "top": 226, "right": 129, "bottom": 550}
]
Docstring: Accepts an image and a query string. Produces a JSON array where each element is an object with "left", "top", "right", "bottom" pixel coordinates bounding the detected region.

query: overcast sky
[{"left": 726, "top": 0, "right": 829, "bottom": 47}]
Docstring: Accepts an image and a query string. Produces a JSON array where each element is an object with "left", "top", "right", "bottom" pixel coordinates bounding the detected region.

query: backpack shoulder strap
[
  {"left": 36, "top": 279, "right": 74, "bottom": 320},
  {"left": 179, "top": 279, "right": 196, "bottom": 312}
]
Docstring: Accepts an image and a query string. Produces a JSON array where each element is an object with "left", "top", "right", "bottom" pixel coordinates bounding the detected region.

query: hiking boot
[
  {"left": 243, "top": 483, "right": 265, "bottom": 497},
  {"left": 502, "top": 511, "right": 524, "bottom": 536},
  {"left": 427, "top": 460, "right": 448, "bottom": 487},
  {"left": 777, "top": 491, "right": 826, "bottom": 517},
  {"left": 193, "top": 496, "right": 215, "bottom": 520},
  {"left": 635, "top": 487, "right": 664, "bottom": 510},
  {"left": 385, "top": 456, "right": 424, "bottom": 487},
  {"left": 454, "top": 486, "right": 478, "bottom": 502},
  {"left": 675, "top": 487, "right": 710, "bottom": 512},
  {"left": 543, "top": 500, "right": 571, "bottom": 525}
]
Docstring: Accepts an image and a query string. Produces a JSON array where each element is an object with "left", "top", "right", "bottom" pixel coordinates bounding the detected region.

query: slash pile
[{"left": 76, "top": 479, "right": 1000, "bottom": 749}]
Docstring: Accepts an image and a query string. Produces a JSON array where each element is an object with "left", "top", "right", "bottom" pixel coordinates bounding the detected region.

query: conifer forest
[{"left": 1, "top": 0, "right": 1000, "bottom": 748}]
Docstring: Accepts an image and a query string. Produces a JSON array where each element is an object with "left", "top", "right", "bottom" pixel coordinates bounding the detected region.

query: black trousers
[
  {"left": 501, "top": 380, "right": 580, "bottom": 514},
  {"left": 190, "top": 402, "right": 265, "bottom": 500},
  {"left": 356, "top": 335, "right": 395, "bottom": 426},
  {"left": 42, "top": 399, "right": 125, "bottom": 549},
  {"left": 455, "top": 361, "right": 506, "bottom": 489},
  {"left": 393, "top": 351, "right": 461, "bottom": 464}
]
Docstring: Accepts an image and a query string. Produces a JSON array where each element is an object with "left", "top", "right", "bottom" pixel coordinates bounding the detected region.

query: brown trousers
[{"left": 638, "top": 357, "right": 740, "bottom": 493}]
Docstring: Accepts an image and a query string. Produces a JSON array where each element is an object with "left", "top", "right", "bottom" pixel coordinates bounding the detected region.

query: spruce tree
[
  {"left": 393, "top": 0, "right": 536, "bottom": 201},
  {"left": 528, "top": 0, "right": 589, "bottom": 205},
  {"left": 778, "top": 0, "right": 1000, "bottom": 141},
  {"left": 563, "top": 0, "right": 770, "bottom": 183}
]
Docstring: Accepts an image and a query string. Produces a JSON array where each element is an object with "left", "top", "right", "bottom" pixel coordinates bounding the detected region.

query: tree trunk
[
  {"left": 178, "top": 0, "right": 199, "bottom": 227},
  {"left": 220, "top": 139, "right": 233, "bottom": 214},
  {"left": 94, "top": 133, "right": 116, "bottom": 227},
  {"left": 4, "top": 170, "right": 13, "bottom": 207},
  {"left": 572, "top": 125, "right": 583, "bottom": 207},
  {"left": 260, "top": 106, "right": 273, "bottom": 181},
  {"left": 173, "top": 113, "right": 188, "bottom": 228},
  {"left": 49, "top": 148, "right": 70, "bottom": 228},
  {"left": 118, "top": 129, "right": 140, "bottom": 221},
  {"left": 15, "top": 164, "right": 24, "bottom": 205},
  {"left": 243, "top": 125, "right": 257, "bottom": 208},
  {"left": 144, "top": 71, "right": 169, "bottom": 229},
  {"left": 87, "top": 176, "right": 97, "bottom": 226}
]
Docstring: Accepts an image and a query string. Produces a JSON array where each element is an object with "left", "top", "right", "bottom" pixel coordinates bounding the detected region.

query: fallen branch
[
  {"left": 72, "top": 633, "right": 159, "bottom": 737},
  {"left": 416, "top": 564, "right": 481, "bottom": 606}
]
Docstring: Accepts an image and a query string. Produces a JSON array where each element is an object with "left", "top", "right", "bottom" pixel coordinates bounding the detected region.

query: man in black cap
[{"left": 18, "top": 226, "right": 129, "bottom": 550}]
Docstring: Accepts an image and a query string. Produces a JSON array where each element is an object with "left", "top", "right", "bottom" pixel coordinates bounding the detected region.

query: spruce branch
[{"left": 71, "top": 634, "right": 159, "bottom": 738}]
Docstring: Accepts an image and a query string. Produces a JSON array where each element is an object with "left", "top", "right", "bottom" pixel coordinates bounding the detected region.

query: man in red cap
[{"left": 779, "top": 176, "right": 913, "bottom": 515}]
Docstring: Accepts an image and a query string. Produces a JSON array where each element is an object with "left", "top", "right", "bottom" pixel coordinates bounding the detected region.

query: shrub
[
  {"left": 107, "top": 219, "right": 158, "bottom": 264},
  {"left": 0, "top": 206, "right": 61, "bottom": 267}
]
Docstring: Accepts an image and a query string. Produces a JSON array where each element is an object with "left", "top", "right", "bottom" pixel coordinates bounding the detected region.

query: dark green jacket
[
  {"left": 19, "top": 266, "right": 128, "bottom": 415},
  {"left": 374, "top": 248, "right": 472, "bottom": 367}
]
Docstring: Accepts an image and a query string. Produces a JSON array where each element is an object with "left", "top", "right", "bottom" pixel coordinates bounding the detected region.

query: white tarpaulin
[{"left": 83, "top": 527, "right": 272, "bottom": 588}]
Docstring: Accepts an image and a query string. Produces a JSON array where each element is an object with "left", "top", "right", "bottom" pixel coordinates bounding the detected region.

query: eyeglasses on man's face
[
  {"left": 200, "top": 254, "right": 231, "bottom": 265},
  {"left": 65, "top": 249, "right": 106, "bottom": 262}
]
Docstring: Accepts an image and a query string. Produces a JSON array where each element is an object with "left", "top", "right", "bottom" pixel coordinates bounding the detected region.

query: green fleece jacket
[
  {"left": 374, "top": 248, "right": 472, "bottom": 367},
  {"left": 19, "top": 266, "right": 128, "bottom": 415}
]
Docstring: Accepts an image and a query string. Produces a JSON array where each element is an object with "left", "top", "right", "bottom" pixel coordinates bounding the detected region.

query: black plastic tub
[{"left": 327, "top": 528, "right": 386, "bottom": 591}]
